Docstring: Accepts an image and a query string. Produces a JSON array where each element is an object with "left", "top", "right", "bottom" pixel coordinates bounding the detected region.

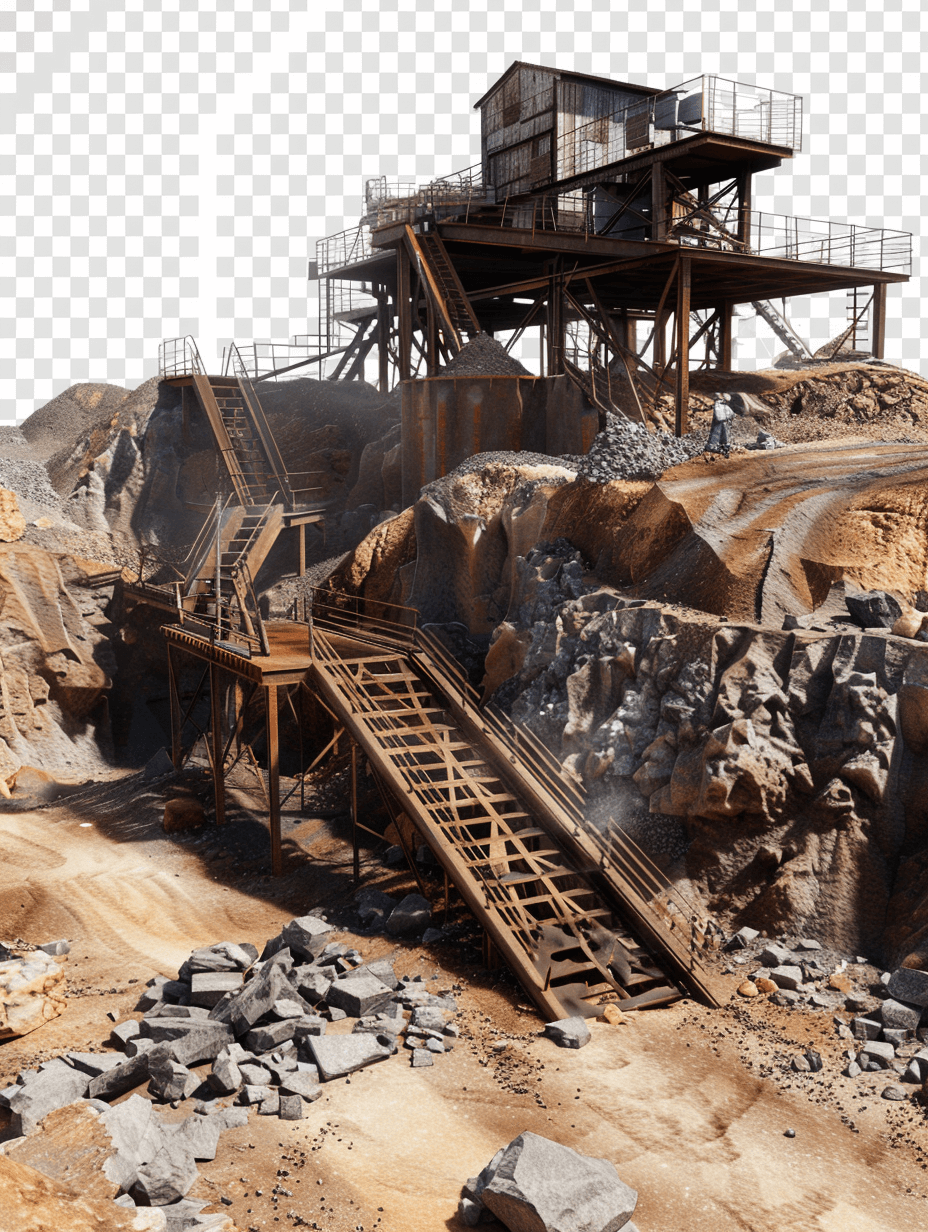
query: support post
[
  {"left": 737, "top": 171, "right": 752, "bottom": 246},
  {"left": 167, "top": 646, "right": 182, "bottom": 770},
  {"left": 545, "top": 264, "right": 564, "bottom": 376},
  {"left": 871, "top": 283, "right": 887, "bottom": 359},
  {"left": 426, "top": 299, "right": 438, "bottom": 377},
  {"left": 719, "top": 301, "right": 733, "bottom": 371},
  {"left": 675, "top": 255, "right": 691, "bottom": 437},
  {"left": 266, "top": 685, "right": 282, "bottom": 876},
  {"left": 350, "top": 741, "right": 360, "bottom": 882},
  {"left": 297, "top": 522, "right": 306, "bottom": 578},
  {"left": 209, "top": 662, "right": 226, "bottom": 826},
  {"left": 396, "top": 251, "right": 412, "bottom": 382},
  {"left": 652, "top": 165, "right": 667, "bottom": 241},
  {"left": 377, "top": 290, "right": 390, "bottom": 393}
]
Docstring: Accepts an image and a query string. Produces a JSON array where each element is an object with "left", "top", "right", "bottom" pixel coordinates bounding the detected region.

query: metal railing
[
  {"left": 316, "top": 225, "right": 374, "bottom": 275},
  {"left": 159, "top": 335, "right": 204, "bottom": 378},
  {"left": 749, "top": 212, "right": 912, "bottom": 273},
  {"left": 221, "top": 340, "right": 324, "bottom": 380}
]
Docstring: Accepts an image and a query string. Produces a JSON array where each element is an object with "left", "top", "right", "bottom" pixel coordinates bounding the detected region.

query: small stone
[
  {"left": 754, "top": 977, "right": 778, "bottom": 994},
  {"left": 600, "top": 1004, "right": 629, "bottom": 1026},
  {"left": 791, "top": 1054, "right": 810, "bottom": 1072},
  {"left": 769, "top": 965, "right": 803, "bottom": 991},
  {"left": 859, "top": 1039, "right": 895, "bottom": 1068},
  {"left": 723, "top": 926, "right": 759, "bottom": 952},
  {"left": 737, "top": 980, "right": 759, "bottom": 998},
  {"left": 882, "top": 1084, "right": 908, "bottom": 1101},
  {"left": 851, "top": 1016, "right": 882, "bottom": 1041},
  {"left": 845, "top": 1061, "right": 862, "bottom": 1078},
  {"left": 111, "top": 1020, "right": 141, "bottom": 1050},
  {"left": 794, "top": 938, "right": 821, "bottom": 951},
  {"left": 411, "top": 1050, "right": 434, "bottom": 1068},
  {"left": 38, "top": 940, "right": 70, "bottom": 957},
  {"left": 784, "top": 1128, "right": 796, "bottom": 1138},
  {"left": 421, "top": 928, "right": 445, "bottom": 944},
  {"left": 760, "top": 945, "right": 794, "bottom": 968},
  {"left": 325, "top": 974, "right": 394, "bottom": 1019},
  {"left": 278, "top": 1093, "right": 303, "bottom": 1120}
]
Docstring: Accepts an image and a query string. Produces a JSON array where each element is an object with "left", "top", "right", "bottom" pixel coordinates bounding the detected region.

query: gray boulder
[
  {"left": 326, "top": 973, "right": 394, "bottom": 1018},
  {"left": 140, "top": 1019, "right": 234, "bottom": 1067},
  {"left": 845, "top": 590, "right": 903, "bottom": 629},
  {"left": 89, "top": 1044, "right": 173, "bottom": 1102},
  {"left": 888, "top": 967, "right": 928, "bottom": 1009},
  {"left": 7, "top": 1061, "right": 90, "bottom": 1135},
  {"left": 544, "top": 1017, "right": 591, "bottom": 1049},
  {"left": 148, "top": 1057, "right": 198, "bottom": 1103},
  {"left": 880, "top": 998, "right": 922, "bottom": 1032},
  {"left": 281, "top": 915, "right": 334, "bottom": 961},
  {"left": 190, "top": 972, "right": 244, "bottom": 1008},
  {"left": 476, "top": 1132, "right": 637, "bottom": 1232},
  {"left": 132, "top": 1136, "right": 199, "bottom": 1206},
  {"left": 385, "top": 893, "right": 432, "bottom": 935},
  {"left": 209, "top": 960, "right": 293, "bottom": 1035}
]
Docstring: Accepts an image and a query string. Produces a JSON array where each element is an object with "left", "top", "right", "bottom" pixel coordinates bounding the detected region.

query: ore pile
[
  {"left": 440, "top": 333, "right": 532, "bottom": 378},
  {"left": 0, "top": 905, "right": 461, "bottom": 1226},
  {"left": 575, "top": 412, "right": 705, "bottom": 483}
]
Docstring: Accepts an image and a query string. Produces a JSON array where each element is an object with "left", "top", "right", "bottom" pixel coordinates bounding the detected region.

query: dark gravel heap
[
  {"left": 575, "top": 413, "right": 706, "bottom": 483},
  {"left": 440, "top": 333, "right": 532, "bottom": 378}
]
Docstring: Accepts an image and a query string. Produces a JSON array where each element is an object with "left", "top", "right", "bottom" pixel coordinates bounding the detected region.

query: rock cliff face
[
  {"left": 332, "top": 449, "right": 928, "bottom": 966},
  {"left": 0, "top": 544, "right": 116, "bottom": 784}
]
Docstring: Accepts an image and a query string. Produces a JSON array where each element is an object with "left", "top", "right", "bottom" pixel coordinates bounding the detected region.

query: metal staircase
[
  {"left": 404, "top": 224, "right": 481, "bottom": 354},
  {"left": 305, "top": 589, "right": 724, "bottom": 1020},
  {"left": 751, "top": 300, "right": 813, "bottom": 361},
  {"left": 191, "top": 373, "right": 295, "bottom": 510}
]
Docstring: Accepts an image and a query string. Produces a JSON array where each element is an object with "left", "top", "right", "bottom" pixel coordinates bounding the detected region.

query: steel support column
[
  {"left": 872, "top": 282, "right": 887, "bottom": 359},
  {"left": 675, "top": 255, "right": 691, "bottom": 437},
  {"left": 209, "top": 662, "right": 226, "bottom": 826},
  {"left": 396, "top": 251, "right": 412, "bottom": 382},
  {"left": 266, "top": 684, "right": 282, "bottom": 876},
  {"left": 167, "top": 645, "right": 182, "bottom": 770},
  {"left": 350, "top": 741, "right": 360, "bottom": 882},
  {"left": 719, "top": 301, "right": 733, "bottom": 370},
  {"left": 737, "top": 170, "right": 752, "bottom": 245}
]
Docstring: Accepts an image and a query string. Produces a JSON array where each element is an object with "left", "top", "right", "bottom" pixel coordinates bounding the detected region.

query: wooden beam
[
  {"left": 675, "top": 255, "right": 691, "bottom": 437},
  {"left": 266, "top": 684, "right": 282, "bottom": 876},
  {"left": 872, "top": 282, "right": 887, "bottom": 358}
]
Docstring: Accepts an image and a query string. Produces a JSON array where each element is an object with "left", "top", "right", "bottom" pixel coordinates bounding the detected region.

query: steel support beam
[
  {"left": 209, "top": 662, "right": 226, "bottom": 826},
  {"left": 872, "top": 282, "right": 887, "bottom": 359},
  {"left": 675, "top": 255, "right": 691, "bottom": 437},
  {"left": 266, "top": 684, "right": 282, "bottom": 876},
  {"left": 720, "top": 301, "right": 733, "bottom": 370}
]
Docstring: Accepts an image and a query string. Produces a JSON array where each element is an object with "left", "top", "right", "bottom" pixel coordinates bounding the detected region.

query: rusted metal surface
[{"left": 400, "top": 375, "right": 598, "bottom": 505}]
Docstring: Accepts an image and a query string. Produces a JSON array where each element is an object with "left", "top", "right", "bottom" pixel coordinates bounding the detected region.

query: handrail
[
  {"left": 226, "top": 344, "right": 295, "bottom": 509},
  {"left": 159, "top": 335, "right": 204, "bottom": 378}
]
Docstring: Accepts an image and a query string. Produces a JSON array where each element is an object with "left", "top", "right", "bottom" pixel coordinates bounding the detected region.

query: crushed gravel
[
  {"left": 0, "top": 458, "right": 62, "bottom": 513},
  {"left": 440, "top": 333, "right": 532, "bottom": 378},
  {"left": 574, "top": 412, "right": 706, "bottom": 483}
]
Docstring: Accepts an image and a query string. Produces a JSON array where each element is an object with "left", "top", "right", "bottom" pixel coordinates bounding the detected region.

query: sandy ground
[{"left": 2, "top": 785, "right": 928, "bottom": 1232}]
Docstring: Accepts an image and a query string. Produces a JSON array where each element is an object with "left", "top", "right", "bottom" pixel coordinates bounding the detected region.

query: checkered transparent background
[{"left": 2, "top": 0, "right": 926, "bottom": 420}]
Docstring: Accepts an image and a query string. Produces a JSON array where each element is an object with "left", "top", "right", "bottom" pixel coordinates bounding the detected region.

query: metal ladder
[
  {"left": 751, "top": 300, "right": 813, "bottom": 360},
  {"left": 404, "top": 224, "right": 481, "bottom": 354}
]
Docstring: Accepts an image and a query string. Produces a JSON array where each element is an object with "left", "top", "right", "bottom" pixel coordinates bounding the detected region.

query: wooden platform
[{"left": 163, "top": 621, "right": 313, "bottom": 685}]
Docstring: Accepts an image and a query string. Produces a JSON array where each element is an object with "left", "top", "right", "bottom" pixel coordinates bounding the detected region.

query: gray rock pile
[
  {"left": 440, "top": 333, "right": 532, "bottom": 378},
  {"left": 723, "top": 930, "right": 928, "bottom": 1095},
  {"left": 0, "top": 457, "right": 62, "bottom": 514},
  {"left": 0, "top": 913, "right": 463, "bottom": 1223},
  {"left": 575, "top": 412, "right": 704, "bottom": 483},
  {"left": 460, "top": 1131, "right": 639, "bottom": 1230}
]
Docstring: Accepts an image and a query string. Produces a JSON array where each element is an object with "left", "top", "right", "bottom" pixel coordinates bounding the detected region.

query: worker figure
[{"left": 705, "top": 391, "right": 735, "bottom": 459}]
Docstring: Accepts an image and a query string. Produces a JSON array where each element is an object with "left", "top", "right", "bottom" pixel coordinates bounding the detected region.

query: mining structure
[{"left": 135, "top": 62, "right": 913, "bottom": 1026}]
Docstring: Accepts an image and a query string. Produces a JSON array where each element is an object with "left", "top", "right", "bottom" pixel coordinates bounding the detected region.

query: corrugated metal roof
[{"left": 473, "top": 60, "right": 659, "bottom": 110}]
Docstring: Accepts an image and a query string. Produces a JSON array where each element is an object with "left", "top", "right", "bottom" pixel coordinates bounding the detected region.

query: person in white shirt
[{"left": 705, "top": 391, "right": 735, "bottom": 459}]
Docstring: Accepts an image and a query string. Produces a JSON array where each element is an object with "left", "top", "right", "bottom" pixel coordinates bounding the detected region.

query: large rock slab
[
  {"left": 140, "top": 1018, "right": 234, "bottom": 1066},
  {"left": 477, "top": 1132, "right": 637, "bottom": 1232},
  {"left": 7, "top": 1059, "right": 90, "bottom": 1135},
  {"left": 0, "top": 951, "right": 67, "bottom": 1040},
  {"left": 89, "top": 1044, "right": 172, "bottom": 1101},
  {"left": 303, "top": 1034, "right": 392, "bottom": 1081}
]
